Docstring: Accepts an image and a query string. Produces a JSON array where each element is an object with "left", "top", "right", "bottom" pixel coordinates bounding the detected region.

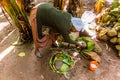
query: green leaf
[
  {"left": 62, "top": 54, "right": 74, "bottom": 66},
  {"left": 60, "top": 64, "right": 69, "bottom": 72},
  {"left": 87, "top": 42, "right": 95, "bottom": 51},
  {"left": 77, "top": 37, "right": 95, "bottom": 51},
  {"left": 18, "top": 52, "right": 25, "bottom": 57}
]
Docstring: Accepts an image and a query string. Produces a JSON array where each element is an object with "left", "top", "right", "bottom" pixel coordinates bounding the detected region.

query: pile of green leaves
[{"left": 76, "top": 37, "right": 95, "bottom": 51}]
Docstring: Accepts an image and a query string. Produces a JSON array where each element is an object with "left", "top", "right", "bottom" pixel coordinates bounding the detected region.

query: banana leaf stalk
[
  {"left": 1, "top": 0, "right": 32, "bottom": 42},
  {"left": 54, "top": 0, "right": 63, "bottom": 10},
  {"left": 1, "top": 7, "right": 12, "bottom": 26},
  {"left": 1, "top": 0, "right": 22, "bottom": 30},
  {"left": 16, "top": 0, "right": 31, "bottom": 28},
  {"left": 11, "top": 0, "right": 32, "bottom": 36}
]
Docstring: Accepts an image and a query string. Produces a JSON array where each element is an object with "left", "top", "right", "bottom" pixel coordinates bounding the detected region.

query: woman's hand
[{"left": 76, "top": 41, "right": 87, "bottom": 49}]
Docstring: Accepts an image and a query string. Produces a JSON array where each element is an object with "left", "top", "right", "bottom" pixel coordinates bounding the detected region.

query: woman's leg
[{"left": 30, "top": 6, "right": 43, "bottom": 58}]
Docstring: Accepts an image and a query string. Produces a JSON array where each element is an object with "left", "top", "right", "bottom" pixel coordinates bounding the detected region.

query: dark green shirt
[{"left": 36, "top": 3, "right": 75, "bottom": 43}]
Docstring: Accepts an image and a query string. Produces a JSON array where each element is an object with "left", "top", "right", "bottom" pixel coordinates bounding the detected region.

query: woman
[{"left": 29, "top": 3, "right": 87, "bottom": 58}]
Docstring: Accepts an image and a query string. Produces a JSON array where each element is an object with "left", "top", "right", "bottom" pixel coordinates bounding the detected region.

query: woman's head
[{"left": 71, "top": 17, "right": 85, "bottom": 32}]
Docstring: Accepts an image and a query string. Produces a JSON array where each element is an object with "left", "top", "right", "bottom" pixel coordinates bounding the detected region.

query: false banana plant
[{"left": 1, "top": 0, "right": 32, "bottom": 43}]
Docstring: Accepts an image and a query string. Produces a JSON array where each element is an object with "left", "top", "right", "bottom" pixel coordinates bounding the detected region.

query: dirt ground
[{"left": 0, "top": 0, "right": 120, "bottom": 80}]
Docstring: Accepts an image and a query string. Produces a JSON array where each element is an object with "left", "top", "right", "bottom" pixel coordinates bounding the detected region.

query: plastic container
[{"left": 89, "top": 61, "right": 99, "bottom": 71}]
